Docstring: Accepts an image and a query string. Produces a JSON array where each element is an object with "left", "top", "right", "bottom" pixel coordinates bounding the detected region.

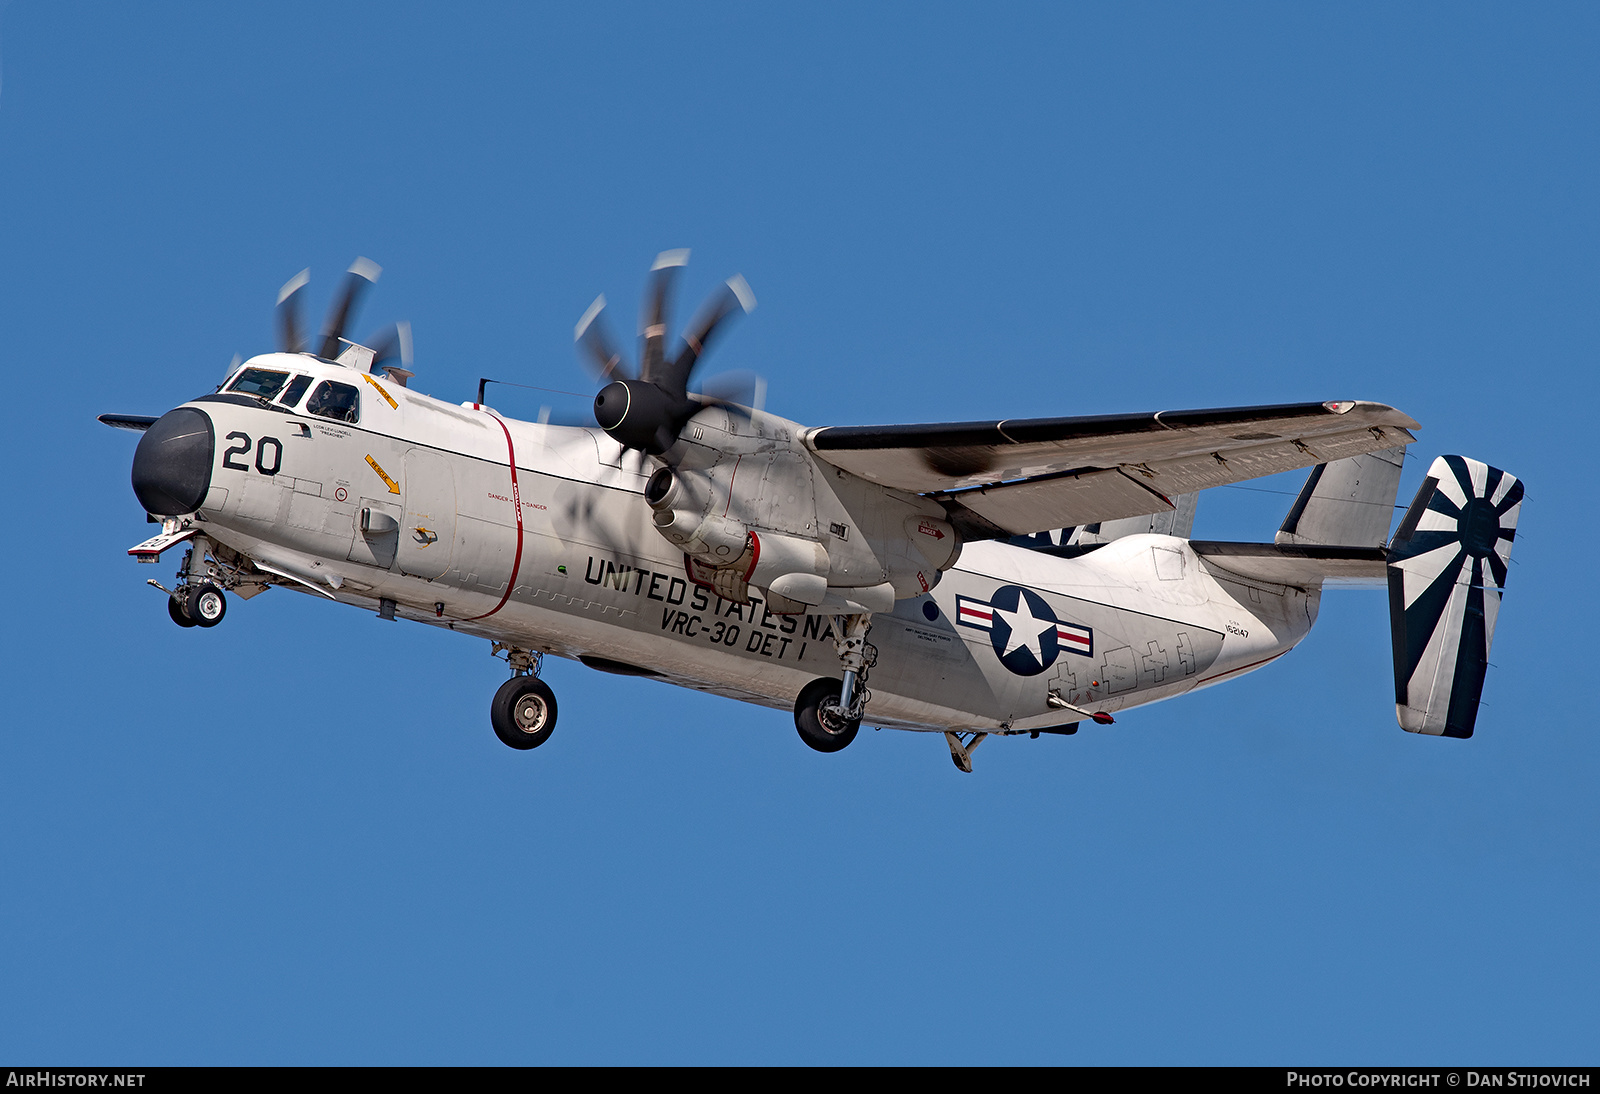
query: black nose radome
[{"left": 132, "top": 407, "right": 214, "bottom": 516}]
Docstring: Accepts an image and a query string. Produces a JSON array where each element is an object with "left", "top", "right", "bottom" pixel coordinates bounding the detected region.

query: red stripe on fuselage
[
  {"left": 461, "top": 412, "right": 524, "bottom": 622},
  {"left": 1196, "top": 650, "right": 1286, "bottom": 685}
]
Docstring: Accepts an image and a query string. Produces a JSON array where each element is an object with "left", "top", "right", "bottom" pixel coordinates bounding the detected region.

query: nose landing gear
[
  {"left": 489, "top": 644, "right": 558, "bottom": 751},
  {"left": 149, "top": 534, "right": 236, "bottom": 629},
  {"left": 167, "top": 593, "right": 197, "bottom": 628},
  {"left": 186, "top": 582, "right": 227, "bottom": 627}
]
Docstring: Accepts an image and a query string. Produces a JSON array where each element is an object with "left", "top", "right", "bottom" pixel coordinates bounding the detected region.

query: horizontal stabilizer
[
  {"left": 1386, "top": 455, "right": 1523, "bottom": 738},
  {"left": 1191, "top": 541, "right": 1387, "bottom": 585},
  {"left": 99, "top": 413, "right": 159, "bottom": 432}
]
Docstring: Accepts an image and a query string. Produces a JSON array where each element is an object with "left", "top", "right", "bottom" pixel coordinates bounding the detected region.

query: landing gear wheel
[
  {"left": 794, "top": 677, "right": 860, "bottom": 753},
  {"left": 168, "top": 595, "right": 198, "bottom": 628},
  {"left": 187, "top": 582, "right": 226, "bottom": 628},
  {"left": 491, "top": 675, "right": 558, "bottom": 751}
]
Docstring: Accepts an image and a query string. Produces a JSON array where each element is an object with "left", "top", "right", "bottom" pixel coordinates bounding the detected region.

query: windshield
[
  {"left": 278, "top": 374, "right": 313, "bottom": 408},
  {"left": 227, "top": 368, "right": 290, "bottom": 400}
]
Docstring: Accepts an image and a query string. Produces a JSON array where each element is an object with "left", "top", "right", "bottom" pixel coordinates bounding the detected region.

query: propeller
[
  {"left": 275, "top": 269, "right": 311, "bottom": 353},
  {"left": 697, "top": 369, "right": 766, "bottom": 415},
  {"left": 317, "top": 257, "right": 382, "bottom": 359},
  {"left": 577, "top": 250, "right": 756, "bottom": 456},
  {"left": 273, "top": 257, "right": 383, "bottom": 359},
  {"left": 367, "top": 320, "right": 414, "bottom": 385}
]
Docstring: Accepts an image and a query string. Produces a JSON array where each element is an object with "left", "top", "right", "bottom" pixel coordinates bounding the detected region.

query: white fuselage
[{"left": 179, "top": 354, "right": 1319, "bottom": 734}]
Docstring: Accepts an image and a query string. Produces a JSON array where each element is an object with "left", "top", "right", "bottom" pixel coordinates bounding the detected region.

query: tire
[
  {"left": 168, "top": 594, "right": 198, "bottom": 628},
  {"left": 491, "top": 675, "right": 558, "bottom": 751},
  {"left": 187, "top": 582, "right": 226, "bottom": 628},
  {"left": 794, "top": 677, "right": 860, "bottom": 753}
]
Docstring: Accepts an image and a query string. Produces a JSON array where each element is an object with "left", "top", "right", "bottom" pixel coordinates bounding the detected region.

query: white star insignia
[{"left": 994, "top": 599, "right": 1054, "bottom": 664}]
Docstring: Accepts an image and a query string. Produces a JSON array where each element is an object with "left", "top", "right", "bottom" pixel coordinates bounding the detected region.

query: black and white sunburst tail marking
[{"left": 1385, "top": 455, "right": 1523, "bottom": 738}]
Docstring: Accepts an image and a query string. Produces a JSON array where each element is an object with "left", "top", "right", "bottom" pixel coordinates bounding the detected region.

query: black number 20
[
  {"left": 222, "top": 432, "right": 251, "bottom": 470},
  {"left": 254, "top": 436, "right": 282, "bottom": 475},
  {"left": 221, "top": 431, "right": 282, "bottom": 477}
]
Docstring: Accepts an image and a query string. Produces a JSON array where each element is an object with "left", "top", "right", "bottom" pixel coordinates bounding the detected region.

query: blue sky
[{"left": 1, "top": 2, "right": 1595, "bottom": 1064}]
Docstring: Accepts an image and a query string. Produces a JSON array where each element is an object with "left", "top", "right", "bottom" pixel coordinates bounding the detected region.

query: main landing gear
[
  {"left": 489, "top": 644, "right": 558, "bottom": 751},
  {"left": 793, "top": 613, "right": 875, "bottom": 754},
  {"left": 794, "top": 677, "right": 860, "bottom": 752}
]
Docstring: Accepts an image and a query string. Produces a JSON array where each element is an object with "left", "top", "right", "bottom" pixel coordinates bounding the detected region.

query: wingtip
[{"left": 348, "top": 256, "right": 382, "bottom": 283}]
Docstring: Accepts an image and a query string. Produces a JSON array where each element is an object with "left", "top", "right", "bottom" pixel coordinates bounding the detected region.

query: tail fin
[
  {"left": 1277, "top": 446, "right": 1406, "bottom": 548},
  {"left": 1386, "top": 455, "right": 1523, "bottom": 738}
]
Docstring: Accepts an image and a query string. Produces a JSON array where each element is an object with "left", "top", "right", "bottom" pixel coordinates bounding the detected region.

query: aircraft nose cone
[{"left": 132, "top": 407, "right": 214, "bottom": 516}]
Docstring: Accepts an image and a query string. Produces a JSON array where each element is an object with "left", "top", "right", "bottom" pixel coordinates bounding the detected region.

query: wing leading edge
[{"left": 803, "top": 400, "right": 1418, "bottom": 537}]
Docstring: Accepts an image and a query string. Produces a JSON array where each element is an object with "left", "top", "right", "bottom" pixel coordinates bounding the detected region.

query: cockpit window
[
  {"left": 278, "top": 374, "right": 313, "bottom": 408},
  {"left": 227, "top": 368, "right": 291, "bottom": 399},
  {"left": 306, "top": 380, "right": 360, "bottom": 423}
]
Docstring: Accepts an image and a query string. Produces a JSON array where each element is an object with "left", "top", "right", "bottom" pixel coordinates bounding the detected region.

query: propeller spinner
[{"left": 576, "top": 250, "right": 756, "bottom": 456}]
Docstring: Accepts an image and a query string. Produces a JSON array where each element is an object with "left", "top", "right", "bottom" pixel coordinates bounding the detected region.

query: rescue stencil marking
[
  {"left": 360, "top": 373, "right": 398, "bottom": 409},
  {"left": 364, "top": 454, "right": 401, "bottom": 495}
]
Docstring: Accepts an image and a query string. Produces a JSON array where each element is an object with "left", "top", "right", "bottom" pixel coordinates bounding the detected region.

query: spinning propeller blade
[
  {"left": 317, "top": 257, "right": 381, "bottom": 359},
  {"left": 276, "top": 269, "right": 311, "bottom": 353},
  {"left": 665, "top": 274, "right": 756, "bottom": 398},
  {"left": 696, "top": 369, "right": 767, "bottom": 423},
  {"left": 640, "top": 249, "right": 688, "bottom": 385},
  {"left": 575, "top": 295, "right": 628, "bottom": 383},
  {"left": 368, "top": 320, "right": 413, "bottom": 371},
  {"left": 367, "top": 320, "right": 414, "bottom": 384}
]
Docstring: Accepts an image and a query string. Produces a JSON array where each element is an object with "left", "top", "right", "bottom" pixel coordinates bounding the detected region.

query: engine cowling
[{"left": 642, "top": 412, "right": 963, "bottom": 613}]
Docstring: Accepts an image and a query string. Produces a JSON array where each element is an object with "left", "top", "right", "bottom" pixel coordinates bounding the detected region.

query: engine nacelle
[
  {"left": 645, "top": 465, "right": 750, "bottom": 564},
  {"left": 750, "top": 531, "right": 831, "bottom": 610},
  {"left": 644, "top": 409, "right": 966, "bottom": 611}
]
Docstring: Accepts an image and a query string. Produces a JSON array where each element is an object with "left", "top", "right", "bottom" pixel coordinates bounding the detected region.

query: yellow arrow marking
[
  {"left": 365, "top": 454, "right": 400, "bottom": 495},
  {"left": 360, "top": 373, "right": 398, "bottom": 409}
]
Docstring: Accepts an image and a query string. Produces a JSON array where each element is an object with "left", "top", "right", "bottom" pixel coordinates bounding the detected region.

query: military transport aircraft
[{"left": 101, "top": 253, "right": 1522, "bottom": 771}]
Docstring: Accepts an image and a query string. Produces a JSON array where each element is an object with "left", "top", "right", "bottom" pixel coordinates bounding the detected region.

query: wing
[{"left": 804, "top": 399, "right": 1418, "bottom": 537}]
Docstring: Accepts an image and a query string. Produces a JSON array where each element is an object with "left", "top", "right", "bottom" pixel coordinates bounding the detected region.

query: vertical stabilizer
[
  {"left": 1277, "top": 446, "right": 1406, "bottom": 548},
  {"left": 1385, "top": 455, "right": 1522, "bottom": 738}
]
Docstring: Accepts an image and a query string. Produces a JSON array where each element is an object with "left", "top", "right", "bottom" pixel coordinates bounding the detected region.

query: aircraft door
[{"left": 397, "top": 448, "right": 457, "bottom": 580}]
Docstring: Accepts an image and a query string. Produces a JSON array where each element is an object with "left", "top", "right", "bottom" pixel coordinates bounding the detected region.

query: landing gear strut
[
  {"left": 793, "top": 613, "right": 876, "bottom": 753},
  {"left": 822, "top": 613, "right": 875, "bottom": 724},
  {"left": 489, "top": 643, "right": 558, "bottom": 751}
]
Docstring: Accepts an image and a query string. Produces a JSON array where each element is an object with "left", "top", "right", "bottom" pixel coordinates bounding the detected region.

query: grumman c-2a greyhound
[{"left": 102, "top": 253, "right": 1523, "bottom": 771}]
